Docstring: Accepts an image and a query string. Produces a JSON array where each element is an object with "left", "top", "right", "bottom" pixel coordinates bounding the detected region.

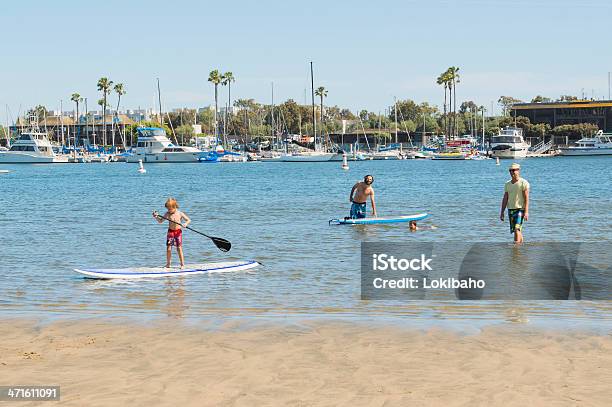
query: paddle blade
[{"left": 211, "top": 237, "right": 231, "bottom": 252}]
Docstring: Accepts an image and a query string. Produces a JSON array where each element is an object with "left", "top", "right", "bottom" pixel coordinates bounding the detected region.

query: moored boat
[
  {"left": 558, "top": 131, "right": 612, "bottom": 156},
  {"left": 490, "top": 127, "right": 529, "bottom": 159},
  {"left": 432, "top": 149, "right": 467, "bottom": 160},
  {"left": 126, "top": 127, "right": 202, "bottom": 163},
  {"left": 0, "top": 115, "right": 68, "bottom": 163}
]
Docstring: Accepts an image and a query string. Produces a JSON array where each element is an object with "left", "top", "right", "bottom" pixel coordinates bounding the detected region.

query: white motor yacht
[
  {"left": 490, "top": 127, "right": 530, "bottom": 159},
  {"left": 278, "top": 151, "right": 335, "bottom": 162},
  {"left": 127, "top": 127, "right": 202, "bottom": 163},
  {"left": 0, "top": 115, "right": 67, "bottom": 163},
  {"left": 558, "top": 131, "right": 612, "bottom": 156}
]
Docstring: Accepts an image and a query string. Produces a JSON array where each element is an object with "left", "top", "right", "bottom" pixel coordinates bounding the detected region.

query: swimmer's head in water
[
  {"left": 409, "top": 220, "right": 417, "bottom": 231},
  {"left": 364, "top": 175, "right": 374, "bottom": 185}
]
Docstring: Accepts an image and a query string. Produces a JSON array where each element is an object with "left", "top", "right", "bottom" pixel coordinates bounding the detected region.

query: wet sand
[{"left": 0, "top": 319, "right": 610, "bottom": 406}]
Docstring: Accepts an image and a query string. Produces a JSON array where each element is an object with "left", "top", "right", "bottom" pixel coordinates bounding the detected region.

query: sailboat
[
  {"left": 279, "top": 62, "right": 334, "bottom": 162},
  {"left": 370, "top": 99, "right": 401, "bottom": 160}
]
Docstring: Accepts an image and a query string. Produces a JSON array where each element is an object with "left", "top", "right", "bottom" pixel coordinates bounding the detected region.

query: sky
[{"left": 1, "top": 0, "right": 611, "bottom": 121}]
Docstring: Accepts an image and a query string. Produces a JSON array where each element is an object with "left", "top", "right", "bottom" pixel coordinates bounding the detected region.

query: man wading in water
[
  {"left": 500, "top": 163, "right": 530, "bottom": 243},
  {"left": 348, "top": 175, "right": 377, "bottom": 219}
]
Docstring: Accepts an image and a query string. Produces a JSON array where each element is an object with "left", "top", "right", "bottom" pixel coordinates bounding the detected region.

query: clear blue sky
[{"left": 1, "top": 0, "right": 611, "bottom": 119}]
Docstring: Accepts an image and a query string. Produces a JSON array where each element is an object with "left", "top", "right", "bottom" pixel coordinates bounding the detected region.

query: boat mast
[
  {"left": 60, "top": 100, "right": 65, "bottom": 147},
  {"left": 4, "top": 105, "right": 10, "bottom": 148},
  {"left": 157, "top": 78, "right": 163, "bottom": 128},
  {"left": 84, "top": 98, "right": 89, "bottom": 147},
  {"left": 271, "top": 82, "right": 274, "bottom": 149},
  {"left": 481, "top": 107, "right": 485, "bottom": 151},
  {"left": 394, "top": 97, "right": 398, "bottom": 144},
  {"left": 310, "top": 61, "right": 316, "bottom": 150}
]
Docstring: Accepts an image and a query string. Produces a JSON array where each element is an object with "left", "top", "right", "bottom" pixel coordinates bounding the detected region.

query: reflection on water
[{"left": 0, "top": 157, "right": 610, "bottom": 327}]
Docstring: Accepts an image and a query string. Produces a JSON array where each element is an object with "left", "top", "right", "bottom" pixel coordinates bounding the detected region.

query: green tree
[
  {"left": 97, "top": 77, "right": 113, "bottom": 145},
  {"left": 113, "top": 83, "right": 126, "bottom": 146},
  {"left": 221, "top": 71, "right": 235, "bottom": 142},
  {"left": 459, "top": 100, "right": 477, "bottom": 114},
  {"left": 390, "top": 99, "right": 419, "bottom": 122},
  {"left": 436, "top": 72, "right": 449, "bottom": 137},
  {"left": 314, "top": 86, "right": 328, "bottom": 123},
  {"left": 399, "top": 119, "right": 417, "bottom": 133},
  {"left": 208, "top": 70, "right": 223, "bottom": 143},
  {"left": 531, "top": 95, "right": 551, "bottom": 103},
  {"left": 26, "top": 105, "right": 48, "bottom": 122},
  {"left": 498, "top": 115, "right": 551, "bottom": 141},
  {"left": 175, "top": 124, "right": 195, "bottom": 145},
  {"left": 447, "top": 66, "right": 460, "bottom": 138},
  {"left": 196, "top": 108, "right": 215, "bottom": 134},
  {"left": 551, "top": 123, "right": 598, "bottom": 139},
  {"left": 70, "top": 93, "right": 82, "bottom": 123},
  {"left": 498, "top": 96, "right": 522, "bottom": 116}
]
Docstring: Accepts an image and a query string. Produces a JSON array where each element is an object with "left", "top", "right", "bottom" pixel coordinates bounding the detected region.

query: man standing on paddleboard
[
  {"left": 500, "top": 163, "right": 530, "bottom": 244},
  {"left": 349, "top": 175, "right": 377, "bottom": 219}
]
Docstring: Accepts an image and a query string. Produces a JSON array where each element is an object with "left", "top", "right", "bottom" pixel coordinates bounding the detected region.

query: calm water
[{"left": 1, "top": 157, "right": 610, "bottom": 329}]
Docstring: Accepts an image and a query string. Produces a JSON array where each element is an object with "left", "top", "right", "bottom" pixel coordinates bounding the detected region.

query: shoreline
[{"left": 1, "top": 318, "right": 610, "bottom": 406}]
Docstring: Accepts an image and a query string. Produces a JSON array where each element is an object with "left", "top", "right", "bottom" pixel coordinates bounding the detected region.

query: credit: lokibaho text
[{"left": 370, "top": 253, "right": 486, "bottom": 290}]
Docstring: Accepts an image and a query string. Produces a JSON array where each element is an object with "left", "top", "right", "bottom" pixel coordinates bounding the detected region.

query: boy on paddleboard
[
  {"left": 153, "top": 198, "right": 191, "bottom": 268},
  {"left": 348, "top": 175, "right": 377, "bottom": 219},
  {"left": 500, "top": 163, "right": 530, "bottom": 244}
]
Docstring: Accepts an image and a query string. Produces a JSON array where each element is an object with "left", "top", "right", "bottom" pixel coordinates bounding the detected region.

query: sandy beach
[{"left": 0, "top": 319, "right": 609, "bottom": 406}]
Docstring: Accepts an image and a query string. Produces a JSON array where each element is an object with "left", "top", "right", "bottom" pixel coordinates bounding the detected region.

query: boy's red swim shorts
[{"left": 166, "top": 228, "right": 183, "bottom": 247}]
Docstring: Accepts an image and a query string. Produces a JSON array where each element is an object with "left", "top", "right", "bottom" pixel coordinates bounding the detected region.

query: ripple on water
[{"left": 0, "top": 158, "right": 610, "bottom": 328}]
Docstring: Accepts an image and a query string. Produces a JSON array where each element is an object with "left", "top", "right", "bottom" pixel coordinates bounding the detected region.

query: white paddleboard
[
  {"left": 329, "top": 213, "right": 429, "bottom": 225},
  {"left": 74, "top": 260, "right": 260, "bottom": 279}
]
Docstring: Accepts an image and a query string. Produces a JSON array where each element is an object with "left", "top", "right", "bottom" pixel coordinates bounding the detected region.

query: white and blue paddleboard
[
  {"left": 74, "top": 260, "right": 260, "bottom": 279},
  {"left": 329, "top": 213, "right": 429, "bottom": 225}
]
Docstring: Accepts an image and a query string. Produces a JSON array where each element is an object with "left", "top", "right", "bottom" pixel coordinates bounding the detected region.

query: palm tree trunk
[
  {"left": 214, "top": 85, "right": 219, "bottom": 144},
  {"left": 75, "top": 102, "right": 79, "bottom": 148},
  {"left": 443, "top": 86, "right": 447, "bottom": 139},
  {"left": 453, "top": 80, "right": 457, "bottom": 139},
  {"left": 447, "top": 85, "right": 452, "bottom": 139},
  {"left": 320, "top": 96, "right": 323, "bottom": 124},
  {"left": 111, "top": 102, "right": 115, "bottom": 148},
  {"left": 116, "top": 96, "right": 123, "bottom": 146},
  {"left": 223, "top": 102, "right": 227, "bottom": 146},
  {"left": 103, "top": 95, "right": 107, "bottom": 146},
  {"left": 227, "top": 83, "right": 231, "bottom": 139}
]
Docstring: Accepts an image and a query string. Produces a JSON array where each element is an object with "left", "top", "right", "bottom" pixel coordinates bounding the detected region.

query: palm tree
[
  {"left": 314, "top": 86, "right": 328, "bottom": 125},
  {"left": 436, "top": 74, "right": 448, "bottom": 138},
  {"left": 70, "top": 93, "right": 82, "bottom": 122},
  {"left": 208, "top": 70, "right": 223, "bottom": 145},
  {"left": 221, "top": 71, "right": 235, "bottom": 145},
  {"left": 448, "top": 67, "right": 460, "bottom": 138},
  {"left": 97, "top": 99, "right": 105, "bottom": 144},
  {"left": 113, "top": 83, "right": 126, "bottom": 146},
  {"left": 70, "top": 93, "right": 82, "bottom": 145},
  {"left": 97, "top": 77, "right": 113, "bottom": 146}
]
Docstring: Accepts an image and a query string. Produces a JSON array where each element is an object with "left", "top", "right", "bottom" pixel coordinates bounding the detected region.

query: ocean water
[{"left": 1, "top": 157, "right": 610, "bottom": 329}]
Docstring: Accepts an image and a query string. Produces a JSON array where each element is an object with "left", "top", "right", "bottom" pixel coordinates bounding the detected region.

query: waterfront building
[
  {"left": 11, "top": 113, "right": 136, "bottom": 146},
  {"left": 511, "top": 100, "right": 612, "bottom": 138}
]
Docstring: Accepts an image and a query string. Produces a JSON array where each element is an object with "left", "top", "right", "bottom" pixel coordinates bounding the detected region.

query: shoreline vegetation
[
  {"left": 1, "top": 318, "right": 610, "bottom": 406},
  {"left": 1, "top": 68, "right": 602, "bottom": 148}
]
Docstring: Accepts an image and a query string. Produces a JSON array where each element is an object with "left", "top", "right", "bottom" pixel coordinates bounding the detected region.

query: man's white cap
[{"left": 509, "top": 163, "right": 521, "bottom": 170}]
